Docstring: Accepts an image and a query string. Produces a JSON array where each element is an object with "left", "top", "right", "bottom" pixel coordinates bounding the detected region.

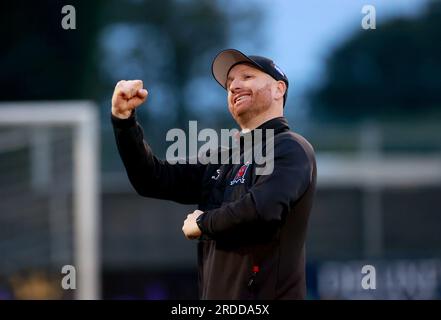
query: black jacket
[{"left": 112, "top": 113, "right": 317, "bottom": 300}]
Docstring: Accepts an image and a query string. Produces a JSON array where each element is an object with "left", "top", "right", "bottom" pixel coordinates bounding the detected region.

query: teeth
[{"left": 235, "top": 95, "right": 249, "bottom": 103}]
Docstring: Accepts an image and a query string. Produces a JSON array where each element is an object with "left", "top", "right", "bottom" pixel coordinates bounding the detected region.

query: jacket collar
[
  {"left": 234, "top": 117, "right": 290, "bottom": 154},
  {"left": 239, "top": 116, "right": 290, "bottom": 140}
]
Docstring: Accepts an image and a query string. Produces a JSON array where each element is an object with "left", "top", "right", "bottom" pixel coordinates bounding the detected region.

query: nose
[{"left": 229, "top": 77, "right": 243, "bottom": 93}]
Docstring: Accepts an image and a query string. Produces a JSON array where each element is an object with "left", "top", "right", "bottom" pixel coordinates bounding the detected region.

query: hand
[
  {"left": 111, "top": 80, "right": 148, "bottom": 119},
  {"left": 182, "top": 210, "right": 204, "bottom": 240}
]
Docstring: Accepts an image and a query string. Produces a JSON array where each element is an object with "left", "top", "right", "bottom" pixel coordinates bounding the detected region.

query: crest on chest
[{"left": 230, "top": 163, "right": 251, "bottom": 186}]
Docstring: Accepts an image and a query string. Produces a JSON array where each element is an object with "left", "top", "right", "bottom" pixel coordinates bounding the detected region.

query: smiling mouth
[{"left": 233, "top": 94, "right": 251, "bottom": 104}]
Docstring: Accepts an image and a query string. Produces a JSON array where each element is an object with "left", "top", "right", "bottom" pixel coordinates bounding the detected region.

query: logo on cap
[{"left": 273, "top": 63, "right": 285, "bottom": 77}]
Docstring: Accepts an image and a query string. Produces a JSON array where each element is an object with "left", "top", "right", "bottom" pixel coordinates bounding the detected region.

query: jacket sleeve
[
  {"left": 199, "top": 137, "right": 313, "bottom": 238},
  {"left": 111, "top": 112, "right": 206, "bottom": 204}
]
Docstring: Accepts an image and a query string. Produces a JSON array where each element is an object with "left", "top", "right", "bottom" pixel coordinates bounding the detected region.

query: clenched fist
[
  {"left": 182, "top": 210, "right": 204, "bottom": 240},
  {"left": 112, "top": 80, "right": 148, "bottom": 119}
]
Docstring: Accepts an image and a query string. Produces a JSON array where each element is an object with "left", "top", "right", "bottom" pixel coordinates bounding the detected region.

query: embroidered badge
[{"left": 230, "top": 163, "right": 250, "bottom": 186}]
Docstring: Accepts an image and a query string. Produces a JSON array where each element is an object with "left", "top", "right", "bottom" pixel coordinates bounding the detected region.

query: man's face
[{"left": 226, "top": 63, "right": 276, "bottom": 124}]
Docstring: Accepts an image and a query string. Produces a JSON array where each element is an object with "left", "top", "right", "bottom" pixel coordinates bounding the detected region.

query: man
[{"left": 111, "top": 49, "right": 317, "bottom": 299}]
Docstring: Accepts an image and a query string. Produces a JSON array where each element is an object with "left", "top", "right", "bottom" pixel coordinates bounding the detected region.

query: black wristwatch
[{"left": 196, "top": 212, "right": 206, "bottom": 233}]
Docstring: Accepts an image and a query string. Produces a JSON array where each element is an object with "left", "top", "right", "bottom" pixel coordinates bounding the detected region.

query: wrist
[
  {"left": 111, "top": 110, "right": 136, "bottom": 129},
  {"left": 196, "top": 212, "right": 206, "bottom": 234},
  {"left": 112, "top": 109, "right": 132, "bottom": 119}
]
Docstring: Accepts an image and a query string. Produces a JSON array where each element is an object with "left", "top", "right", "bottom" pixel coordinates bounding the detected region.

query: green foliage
[{"left": 309, "top": 1, "right": 441, "bottom": 121}]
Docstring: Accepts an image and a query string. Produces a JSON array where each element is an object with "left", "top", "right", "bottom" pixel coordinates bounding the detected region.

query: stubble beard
[{"left": 231, "top": 85, "right": 273, "bottom": 128}]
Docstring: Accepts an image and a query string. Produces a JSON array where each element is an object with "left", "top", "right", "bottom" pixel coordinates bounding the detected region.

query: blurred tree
[
  {"left": 97, "top": 0, "right": 261, "bottom": 129},
  {"left": 1, "top": 0, "right": 261, "bottom": 121},
  {"left": 309, "top": 0, "right": 441, "bottom": 121}
]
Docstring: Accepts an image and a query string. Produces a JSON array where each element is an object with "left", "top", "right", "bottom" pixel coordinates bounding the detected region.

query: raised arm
[{"left": 111, "top": 80, "right": 205, "bottom": 204}]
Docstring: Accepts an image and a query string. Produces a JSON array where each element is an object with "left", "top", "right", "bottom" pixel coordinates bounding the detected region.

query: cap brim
[{"left": 211, "top": 49, "right": 259, "bottom": 89}]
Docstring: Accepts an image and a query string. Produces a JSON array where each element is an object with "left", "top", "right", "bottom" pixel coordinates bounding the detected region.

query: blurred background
[{"left": 1, "top": 0, "right": 440, "bottom": 299}]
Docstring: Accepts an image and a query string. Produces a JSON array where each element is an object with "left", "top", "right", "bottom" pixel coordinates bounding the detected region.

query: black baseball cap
[{"left": 211, "top": 49, "right": 289, "bottom": 106}]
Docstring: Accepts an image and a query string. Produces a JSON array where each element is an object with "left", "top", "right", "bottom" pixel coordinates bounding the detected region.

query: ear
[{"left": 274, "top": 80, "right": 287, "bottom": 101}]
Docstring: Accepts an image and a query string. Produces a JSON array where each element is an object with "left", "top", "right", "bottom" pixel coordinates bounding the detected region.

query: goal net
[{"left": 0, "top": 101, "right": 100, "bottom": 300}]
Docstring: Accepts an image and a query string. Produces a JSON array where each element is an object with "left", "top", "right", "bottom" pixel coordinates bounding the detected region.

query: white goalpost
[{"left": 0, "top": 101, "right": 100, "bottom": 300}]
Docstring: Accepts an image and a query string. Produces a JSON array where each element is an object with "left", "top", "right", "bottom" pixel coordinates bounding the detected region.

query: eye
[{"left": 244, "top": 75, "right": 253, "bottom": 80}]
